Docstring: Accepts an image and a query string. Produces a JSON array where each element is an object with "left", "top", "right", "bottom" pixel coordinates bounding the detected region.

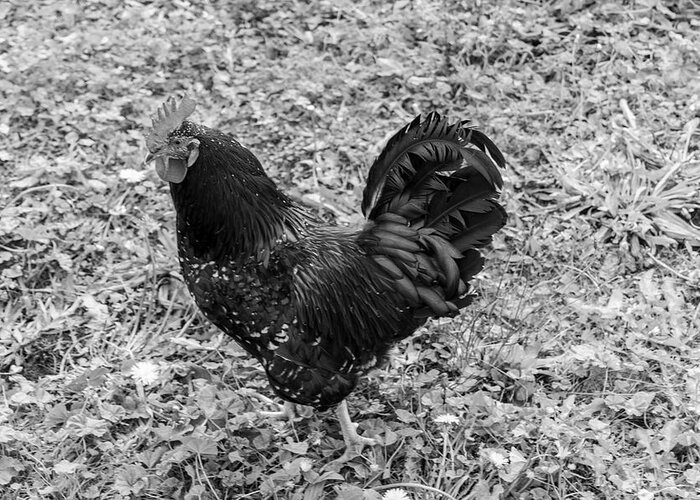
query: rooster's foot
[
  {"left": 333, "top": 400, "right": 378, "bottom": 462},
  {"left": 259, "top": 400, "right": 297, "bottom": 419}
]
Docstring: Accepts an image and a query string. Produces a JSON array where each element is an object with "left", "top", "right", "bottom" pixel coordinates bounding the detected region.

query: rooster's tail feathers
[
  {"left": 359, "top": 113, "right": 506, "bottom": 318},
  {"left": 361, "top": 112, "right": 504, "bottom": 220}
]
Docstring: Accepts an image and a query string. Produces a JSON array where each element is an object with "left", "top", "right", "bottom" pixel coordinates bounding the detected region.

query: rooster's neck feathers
[{"left": 169, "top": 124, "right": 308, "bottom": 260}]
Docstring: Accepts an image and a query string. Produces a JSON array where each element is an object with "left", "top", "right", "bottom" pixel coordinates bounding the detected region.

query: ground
[{"left": 1, "top": 1, "right": 700, "bottom": 499}]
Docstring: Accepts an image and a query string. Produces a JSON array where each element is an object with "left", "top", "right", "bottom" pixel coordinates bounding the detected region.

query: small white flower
[
  {"left": 119, "top": 168, "right": 147, "bottom": 183},
  {"left": 130, "top": 361, "right": 160, "bottom": 386},
  {"left": 382, "top": 488, "right": 410, "bottom": 500},
  {"left": 434, "top": 414, "right": 460, "bottom": 425}
]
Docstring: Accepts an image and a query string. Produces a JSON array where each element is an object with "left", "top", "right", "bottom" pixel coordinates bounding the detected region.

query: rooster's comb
[{"left": 146, "top": 96, "right": 197, "bottom": 152}]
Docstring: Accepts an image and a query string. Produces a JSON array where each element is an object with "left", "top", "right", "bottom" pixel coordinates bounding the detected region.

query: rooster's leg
[{"left": 335, "top": 400, "right": 377, "bottom": 460}]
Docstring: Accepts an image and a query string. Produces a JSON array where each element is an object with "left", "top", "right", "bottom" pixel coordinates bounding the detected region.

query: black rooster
[{"left": 145, "top": 97, "right": 506, "bottom": 457}]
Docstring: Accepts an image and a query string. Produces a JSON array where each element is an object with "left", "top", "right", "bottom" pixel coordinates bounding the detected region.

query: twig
[
  {"left": 99, "top": 274, "right": 150, "bottom": 293},
  {"left": 647, "top": 252, "right": 697, "bottom": 284},
  {"left": 681, "top": 118, "right": 699, "bottom": 160},
  {"left": 652, "top": 161, "right": 685, "bottom": 197},
  {"left": 1, "top": 184, "right": 80, "bottom": 215},
  {"left": 435, "top": 431, "right": 450, "bottom": 492},
  {"left": 619, "top": 98, "right": 637, "bottom": 129},
  {"left": 196, "top": 454, "right": 221, "bottom": 500}
]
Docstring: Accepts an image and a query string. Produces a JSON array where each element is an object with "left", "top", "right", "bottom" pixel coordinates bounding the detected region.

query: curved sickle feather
[{"left": 361, "top": 113, "right": 464, "bottom": 219}]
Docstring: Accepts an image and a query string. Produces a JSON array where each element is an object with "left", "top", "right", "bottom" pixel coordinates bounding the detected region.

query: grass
[{"left": 2, "top": 0, "right": 700, "bottom": 499}]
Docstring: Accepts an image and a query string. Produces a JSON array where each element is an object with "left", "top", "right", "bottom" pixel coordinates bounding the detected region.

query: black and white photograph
[{"left": 1, "top": 1, "right": 699, "bottom": 498}]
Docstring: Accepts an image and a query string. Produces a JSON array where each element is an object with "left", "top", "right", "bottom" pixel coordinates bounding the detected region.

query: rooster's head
[{"left": 145, "top": 96, "right": 200, "bottom": 183}]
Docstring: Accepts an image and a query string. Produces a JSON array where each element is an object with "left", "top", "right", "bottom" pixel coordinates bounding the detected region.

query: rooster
[{"left": 145, "top": 96, "right": 506, "bottom": 458}]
